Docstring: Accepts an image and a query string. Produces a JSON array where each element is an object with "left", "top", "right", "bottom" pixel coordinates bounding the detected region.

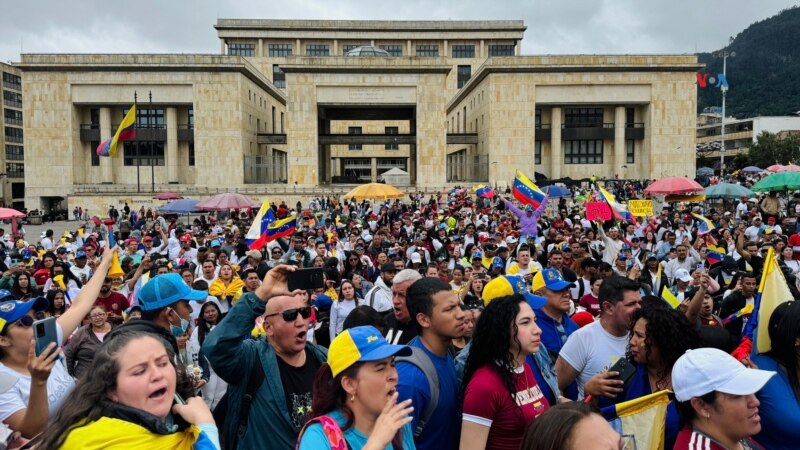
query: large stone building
[
  {"left": 17, "top": 19, "right": 701, "bottom": 212},
  {"left": 1, "top": 63, "right": 25, "bottom": 209}
]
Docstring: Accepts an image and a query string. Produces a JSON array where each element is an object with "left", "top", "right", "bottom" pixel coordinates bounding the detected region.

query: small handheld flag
[
  {"left": 691, "top": 213, "right": 716, "bottom": 235},
  {"left": 473, "top": 184, "right": 495, "bottom": 199},
  {"left": 97, "top": 104, "right": 137, "bottom": 157},
  {"left": 661, "top": 288, "right": 681, "bottom": 309},
  {"left": 598, "top": 187, "right": 632, "bottom": 221},
  {"left": 722, "top": 304, "right": 754, "bottom": 325}
]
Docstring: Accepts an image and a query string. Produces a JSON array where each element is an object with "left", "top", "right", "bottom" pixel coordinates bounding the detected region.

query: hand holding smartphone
[{"left": 33, "top": 317, "right": 58, "bottom": 357}]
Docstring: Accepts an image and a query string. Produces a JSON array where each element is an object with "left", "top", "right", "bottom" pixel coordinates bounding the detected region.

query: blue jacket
[{"left": 203, "top": 292, "right": 328, "bottom": 450}]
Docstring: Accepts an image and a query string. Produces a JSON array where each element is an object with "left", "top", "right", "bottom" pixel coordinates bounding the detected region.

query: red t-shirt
[
  {"left": 673, "top": 426, "right": 764, "bottom": 450},
  {"left": 463, "top": 363, "right": 550, "bottom": 450},
  {"left": 579, "top": 293, "right": 601, "bottom": 316},
  {"left": 94, "top": 292, "right": 129, "bottom": 316}
]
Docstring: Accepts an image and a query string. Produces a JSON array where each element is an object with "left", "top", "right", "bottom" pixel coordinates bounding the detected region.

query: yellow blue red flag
[
  {"left": 96, "top": 104, "right": 137, "bottom": 157},
  {"left": 512, "top": 170, "right": 546, "bottom": 208}
]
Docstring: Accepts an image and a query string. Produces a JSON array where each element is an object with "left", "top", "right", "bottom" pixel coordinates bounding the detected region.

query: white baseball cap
[
  {"left": 410, "top": 253, "right": 422, "bottom": 264},
  {"left": 674, "top": 268, "right": 692, "bottom": 283},
  {"left": 672, "top": 348, "right": 775, "bottom": 402}
]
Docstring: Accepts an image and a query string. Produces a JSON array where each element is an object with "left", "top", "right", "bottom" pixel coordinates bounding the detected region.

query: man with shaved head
[{"left": 204, "top": 265, "right": 327, "bottom": 449}]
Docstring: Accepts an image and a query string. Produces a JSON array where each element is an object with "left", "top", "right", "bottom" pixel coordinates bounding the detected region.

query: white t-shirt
[
  {"left": 0, "top": 324, "right": 75, "bottom": 423},
  {"left": 558, "top": 320, "right": 629, "bottom": 398}
]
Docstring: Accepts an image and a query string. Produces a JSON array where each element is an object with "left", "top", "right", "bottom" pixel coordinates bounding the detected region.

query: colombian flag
[
  {"left": 264, "top": 215, "right": 298, "bottom": 243},
  {"left": 96, "top": 104, "right": 137, "bottom": 157},
  {"left": 474, "top": 184, "right": 495, "bottom": 199},
  {"left": 512, "top": 170, "right": 546, "bottom": 208},
  {"left": 691, "top": 213, "right": 716, "bottom": 235},
  {"left": 598, "top": 187, "right": 632, "bottom": 221},
  {"left": 244, "top": 199, "right": 277, "bottom": 250}
]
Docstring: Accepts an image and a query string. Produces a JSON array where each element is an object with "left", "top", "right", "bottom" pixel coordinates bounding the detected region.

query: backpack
[
  {"left": 395, "top": 347, "right": 439, "bottom": 439},
  {"left": 296, "top": 415, "right": 349, "bottom": 450},
  {"left": 213, "top": 354, "right": 265, "bottom": 450}
]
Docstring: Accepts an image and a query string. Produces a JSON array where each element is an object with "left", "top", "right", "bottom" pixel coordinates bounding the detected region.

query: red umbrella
[
  {"left": 644, "top": 177, "right": 704, "bottom": 195},
  {"left": 767, "top": 164, "right": 785, "bottom": 172},
  {"left": 153, "top": 192, "right": 183, "bottom": 200},
  {"left": 196, "top": 193, "right": 259, "bottom": 211},
  {"left": 0, "top": 208, "right": 26, "bottom": 238},
  {"left": 783, "top": 164, "right": 800, "bottom": 172}
]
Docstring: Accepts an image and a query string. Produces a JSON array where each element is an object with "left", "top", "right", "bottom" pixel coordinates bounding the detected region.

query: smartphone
[
  {"left": 33, "top": 316, "right": 58, "bottom": 357},
  {"left": 173, "top": 393, "right": 186, "bottom": 405},
  {"left": 287, "top": 268, "right": 325, "bottom": 291},
  {"left": 608, "top": 357, "right": 636, "bottom": 386},
  {"left": 696, "top": 263, "right": 705, "bottom": 272}
]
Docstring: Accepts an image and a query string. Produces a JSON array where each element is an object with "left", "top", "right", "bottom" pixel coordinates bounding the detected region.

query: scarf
[{"left": 209, "top": 277, "right": 244, "bottom": 306}]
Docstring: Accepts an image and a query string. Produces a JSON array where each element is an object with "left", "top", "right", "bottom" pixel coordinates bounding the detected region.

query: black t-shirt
[
  {"left": 276, "top": 348, "right": 322, "bottom": 430},
  {"left": 383, "top": 312, "right": 418, "bottom": 345}
]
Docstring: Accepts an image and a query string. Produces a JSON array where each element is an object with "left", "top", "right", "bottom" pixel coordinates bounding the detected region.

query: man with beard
[
  {"left": 364, "top": 262, "right": 396, "bottom": 313},
  {"left": 385, "top": 269, "right": 422, "bottom": 345},
  {"left": 94, "top": 275, "right": 129, "bottom": 324}
]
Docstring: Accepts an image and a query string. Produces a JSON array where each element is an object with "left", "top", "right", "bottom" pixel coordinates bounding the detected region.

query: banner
[
  {"left": 628, "top": 200, "right": 653, "bottom": 217},
  {"left": 586, "top": 202, "right": 612, "bottom": 221}
]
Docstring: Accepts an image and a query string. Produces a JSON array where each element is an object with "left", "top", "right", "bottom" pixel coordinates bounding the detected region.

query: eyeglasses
[
  {"left": 264, "top": 306, "right": 312, "bottom": 322},
  {"left": 13, "top": 311, "right": 46, "bottom": 328},
  {"left": 90, "top": 312, "right": 107, "bottom": 319}
]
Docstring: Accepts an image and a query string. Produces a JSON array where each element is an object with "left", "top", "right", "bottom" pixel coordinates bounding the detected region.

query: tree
[{"left": 748, "top": 131, "right": 800, "bottom": 167}]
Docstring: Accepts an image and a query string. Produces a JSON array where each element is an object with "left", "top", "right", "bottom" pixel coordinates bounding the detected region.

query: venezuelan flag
[
  {"left": 661, "top": 288, "right": 681, "bottom": 309},
  {"left": 244, "top": 199, "right": 277, "bottom": 250},
  {"left": 601, "top": 390, "right": 670, "bottom": 450},
  {"left": 96, "top": 104, "right": 137, "bottom": 157},
  {"left": 691, "top": 213, "right": 716, "bottom": 235},
  {"left": 512, "top": 170, "right": 546, "bottom": 208},
  {"left": 598, "top": 187, "right": 632, "bottom": 221},
  {"left": 264, "top": 215, "right": 298, "bottom": 243},
  {"left": 743, "top": 247, "right": 794, "bottom": 353},
  {"left": 474, "top": 184, "right": 495, "bottom": 199},
  {"left": 706, "top": 243, "right": 724, "bottom": 266},
  {"left": 722, "top": 304, "right": 754, "bottom": 325}
]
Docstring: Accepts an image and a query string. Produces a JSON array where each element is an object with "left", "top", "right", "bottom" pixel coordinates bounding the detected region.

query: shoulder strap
[
  {"left": 367, "top": 286, "right": 379, "bottom": 308},
  {"left": 296, "top": 415, "right": 350, "bottom": 450},
  {"left": 395, "top": 347, "right": 439, "bottom": 438},
  {"left": 234, "top": 351, "right": 266, "bottom": 446}
]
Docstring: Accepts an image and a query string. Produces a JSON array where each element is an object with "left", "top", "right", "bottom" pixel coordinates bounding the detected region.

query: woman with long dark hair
[
  {"left": 11, "top": 271, "right": 39, "bottom": 300},
  {"left": 521, "top": 402, "right": 623, "bottom": 450},
  {"left": 751, "top": 300, "right": 800, "bottom": 449},
  {"left": 297, "top": 325, "right": 413, "bottom": 449},
  {"left": 460, "top": 294, "right": 550, "bottom": 450},
  {"left": 329, "top": 279, "right": 360, "bottom": 342},
  {"left": 188, "top": 301, "right": 227, "bottom": 410},
  {"left": 36, "top": 330, "right": 220, "bottom": 449},
  {"left": 44, "top": 288, "right": 67, "bottom": 318}
]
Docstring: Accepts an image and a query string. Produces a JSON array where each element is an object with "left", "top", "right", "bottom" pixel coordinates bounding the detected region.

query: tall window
[
  {"left": 3, "top": 109, "right": 22, "bottom": 126},
  {"left": 2, "top": 73, "right": 21, "bottom": 89},
  {"left": 348, "top": 127, "right": 362, "bottom": 150},
  {"left": 89, "top": 141, "right": 99, "bottom": 166},
  {"left": 488, "top": 44, "right": 515, "bottom": 56},
  {"left": 306, "top": 44, "right": 330, "bottom": 56},
  {"left": 535, "top": 108, "right": 542, "bottom": 128},
  {"left": 416, "top": 45, "right": 439, "bottom": 57},
  {"left": 2, "top": 91, "right": 21, "bottom": 108},
  {"left": 272, "top": 65, "right": 286, "bottom": 89},
  {"left": 385, "top": 127, "right": 399, "bottom": 150},
  {"left": 4, "top": 127, "right": 22, "bottom": 143},
  {"left": 564, "top": 108, "right": 604, "bottom": 128},
  {"left": 228, "top": 43, "right": 255, "bottom": 56},
  {"left": 124, "top": 142, "right": 165, "bottom": 166},
  {"left": 5, "top": 144, "right": 22, "bottom": 161},
  {"left": 5, "top": 163, "right": 23, "bottom": 178},
  {"left": 626, "top": 107, "right": 635, "bottom": 126},
  {"left": 534, "top": 141, "right": 542, "bottom": 165},
  {"left": 90, "top": 108, "right": 100, "bottom": 128},
  {"left": 379, "top": 45, "right": 403, "bottom": 56},
  {"left": 268, "top": 44, "right": 292, "bottom": 57},
  {"left": 188, "top": 143, "right": 195, "bottom": 166},
  {"left": 188, "top": 108, "right": 194, "bottom": 129},
  {"left": 452, "top": 45, "right": 475, "bottom": 58},
  {"left": 564, "top": 140, "right": 603, "bottom": 164},
  {"left": 457, "top": 65, "right": 471, "bottom": 88},
  {"left": 124, "top": 108, "right": 164, "bottom": 128},
  {"left": 626, "top": 139, "right": 635, "bottom": 164}
]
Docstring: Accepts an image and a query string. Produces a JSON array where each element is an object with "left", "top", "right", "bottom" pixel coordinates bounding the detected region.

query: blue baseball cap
[
  {"left": 75, "top": 250, "right": 87, "bottom": 259},
  {"left": 482, "top": 275, "right": 547, "bottom": 309},
  {"left": 472, "top": 251, "right": 483, "bottom": 260},
  {"left": 532, "top": 268, "right": 573, "bottom": 292},
  {"left": 328, "top": 325, "right": 412, "bottom": 377},
  {"left": 525, "top": 204, "right": 534, "bottom": 212},
  {"left": 137, "top": 273, "right": 208, "bottom": 311},
  {"left": 492, "top": 257, "right": 505, "bottom": 269},
  {"left": 0, "top": 290, "right": 14, "bottom": 302},
  {"left": 0, "top": 297, "right": 49, "bottom": 334}
]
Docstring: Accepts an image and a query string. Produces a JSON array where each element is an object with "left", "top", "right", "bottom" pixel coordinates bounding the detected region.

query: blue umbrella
[
  {"left": 696, "top": 167, "right": 714, "bottom": 176},
  {"left": 540, "top": 185, "right": 571, "bottom": 197},
  {"left": 704, "top": 183, "right": 754, "bottom": 199},
  {"left": 742, "top": 166, "right": 763, "bottom": 173},
  {"left": 159, "top": 198, "right": 201, "bottom": 214}
]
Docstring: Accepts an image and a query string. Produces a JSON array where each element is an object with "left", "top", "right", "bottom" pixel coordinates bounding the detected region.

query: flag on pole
[
  {"left": 661, "top": 288, "right": 681, "bottom": 309},
  {"left": 743, "top": 247, "right": 794, "bottom": 353},
  {"left": 512, "top": 170, "right": 546, "bottom": 208},
  {"left": 244, "top": 199, "right": 277, "bottom": 250},
  {"left": 96, "top": 104, "right": 137, "bottom": 157},
  {"left": 691, "top": 213, "right": 716, "bottom": 235},
  {"left": 601, "top": 390, "right": 670, "bottom": 450},
  {"left": 598, "top": 187, "right": 632, "bottom": 221},
  {"left": 264, "top": 215, "right": 298, "bottom": 243},
  {"left": 473, "top": 184, "right": 496, "bottom": 199}
]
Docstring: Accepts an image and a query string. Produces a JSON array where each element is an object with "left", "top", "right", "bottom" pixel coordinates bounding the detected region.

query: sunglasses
[
  {"left": 265, "top": 306, "right": 312, "bottom": 322},
  {"left": 14, "top": 311, "right": 46, "bottom": 328}
]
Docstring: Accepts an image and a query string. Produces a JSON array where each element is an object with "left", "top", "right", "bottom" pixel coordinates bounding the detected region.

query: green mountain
[{"left": 697, "top": 6, "right": 800, "bottom": 118}]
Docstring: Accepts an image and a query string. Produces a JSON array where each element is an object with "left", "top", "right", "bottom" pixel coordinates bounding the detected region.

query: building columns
[
  {"left": 258, "top": 39, "right": 263, "bottom": 57},
  {"left": 550, "top": 107, "right": 562, "bottom": 179},
  {"left": 407, "top": 40, "right": 412, "bottom": 56},
  {"left": 614, "top": 106, "right": 626, "bottom": 178},
  {"left": 333, "top": 40, "right": 338, "bottom": 55},
  {"left": 166, "top": 107, "right": 178, "bottom": 183},
  {"left": 99, "top": 107, "right": 113, "bottom": 184}
]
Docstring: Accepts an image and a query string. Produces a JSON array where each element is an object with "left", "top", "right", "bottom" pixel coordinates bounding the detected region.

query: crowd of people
[{"left": 0, "top": 180, "right": 796, "bottom": 449}]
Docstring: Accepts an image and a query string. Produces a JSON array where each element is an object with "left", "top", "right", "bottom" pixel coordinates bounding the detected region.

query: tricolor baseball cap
[
  {"left": 482, "top": 275, "right": 547, "bottom": 308},
  {"left": 532, "top": 268, "right": 573, "bottom": 292},
  {"left": 328, "top": 326, "right": 412, "bottom": 377}
]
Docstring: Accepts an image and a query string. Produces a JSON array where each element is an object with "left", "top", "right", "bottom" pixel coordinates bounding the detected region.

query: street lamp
[{"left": 715, "top": 50, "right": 735, "bottom": 177}]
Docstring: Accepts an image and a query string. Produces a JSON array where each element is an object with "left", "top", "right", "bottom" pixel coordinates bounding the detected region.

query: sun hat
[
  {"left": 482, "top": 275, "right": 547, "bottom": 308},
  {"left": 137, "top": 273, "right": 208, "bottom": 311},
  {"left": 328, "top": 325, "right": 412, "bottom": 377},
  {"left": 672, "top": 347, "right": 775, "bottom": 402}
]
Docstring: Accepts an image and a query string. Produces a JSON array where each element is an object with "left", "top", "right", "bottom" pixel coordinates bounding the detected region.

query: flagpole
[
  {"left": 134, "top": 91, "right": 140, "bottom": 193},
  {"left": 149, "top": 91, "right": 155, "bottom": 193}
]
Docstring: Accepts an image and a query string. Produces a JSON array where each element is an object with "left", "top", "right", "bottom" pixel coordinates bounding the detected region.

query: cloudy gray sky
[{"left": 1, "top": 0, "right": 796, "bottom": 62}]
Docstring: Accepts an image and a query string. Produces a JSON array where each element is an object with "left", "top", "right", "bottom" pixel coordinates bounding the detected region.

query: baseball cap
[
  {"left": 525, "top": 204, "right": 534, "bottom": 212},
  {"left": 0, "top": 297, "right": 49, "bottom": 334},
  {"left": 532, "top": 268, "right": 573, "bottom": 292},
  {"left": 491, "top": 257, "right": 505, "bottom": 269},
  {"left": 482, "top": 275, "right": 547, "bottom": 308},
  {"left": 410, "top": 253, "right": 422, "bottom": 264},
  {"left": 674, "top": 268, "right": 692, "bottom": 283},
  {"left": 142, "top": 236, "right": 154, "bottom": 242},
  {"left": 137, "top": 273, "right": 208, "bottom": 311},
  {"left": 380, "top": 262, "right": 397, "bottom": 273},
  {"left": 672, "top": 347, "right": 775, "bottom": 402},
  {"left": 328, "top": 325, "right": 412, "bottom": 377},
  {"left": 0, "top": 290, "right": 13, "bottom": 302},
  {"left": 246, "top": 250, "right": 262, "bottom": 260},
  {"left": 472, "top": 251, "right": 483, "bottom": 260},
  {"left": 505, "top": 236, "right": 518, "bottom": 244},
  {"left": 179, "top": 234, "right": 192, "bottom": 243},
  {"left": 75, "top": 250, "right": 87, "bottom": 259}
]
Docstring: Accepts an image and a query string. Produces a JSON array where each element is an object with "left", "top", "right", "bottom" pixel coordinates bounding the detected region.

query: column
[
  {"left": 370, "top": 158, "right": 377, "bottom": 182},
  {"left": 258, "top": 39, "right": 264, "bottom": 57},
  {"left": 443, "top": 40, "right": 448, "bottom": 57},
  {"left": 515, "top": 40, "right": 521, "bottom": 55},
  {"left": 166, "top": 107, "right": 178, "bottom": 184},
  {"left": 407, "top": 40, "right": 412, "bottom": 56},
  {"left": 220, "top": 39, "right": 225, "bottom": 54},
  {"left": 550, "top": 107, "right": 562, "bottom": 179},
  {"left": 333, "top": 39, "right": 338, "bottom": 55},
  {"left": 614, "top": 106, "right": 626, "bottom": 178},
  {"left": 296, "top": 39, "right": 302, "bottom": 55},
  {"left": 480, "top": 40, "right": 485, "bottom": 58},
  {"left": 99, "top": 107, "right": 113, "bottom": 184}
]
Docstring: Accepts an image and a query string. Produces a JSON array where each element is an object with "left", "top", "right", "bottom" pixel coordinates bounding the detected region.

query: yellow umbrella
[{"left": 343, "top": 183, "right": 405, "bottom": 200}]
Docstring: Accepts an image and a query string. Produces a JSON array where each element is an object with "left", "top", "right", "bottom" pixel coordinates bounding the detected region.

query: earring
[{"left": 350, "top": 394, "right": 355, "bottom": 402}]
